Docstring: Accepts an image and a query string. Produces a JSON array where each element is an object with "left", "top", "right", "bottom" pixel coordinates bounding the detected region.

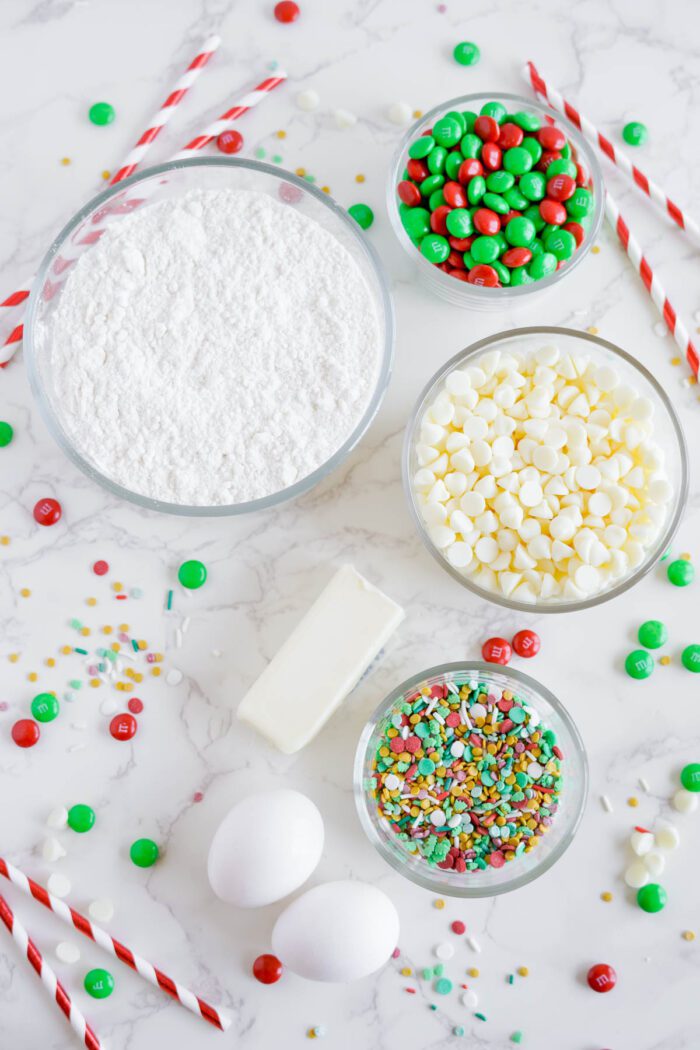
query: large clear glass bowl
[
  {"left": 354, "top": 661, "right": 588, "bottom": 897},
  {"left": 387, "top": 92, "right": 604, "bottom": 309},
  {"left": 403, "top": 327, "right": 688, "bottom": 613},
  {"left": 24, "top": 158, "right": 395, "bottom": 516}
]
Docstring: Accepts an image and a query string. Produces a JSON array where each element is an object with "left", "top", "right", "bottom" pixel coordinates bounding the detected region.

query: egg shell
[
  {"left": 271, "top": 880, "right": 399, "bottom": 981},
  {"left": 207, "top": 789, "right": 323, "bottom": 907}
]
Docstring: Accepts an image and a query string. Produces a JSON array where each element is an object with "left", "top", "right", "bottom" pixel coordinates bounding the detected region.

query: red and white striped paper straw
[
  {"left": 0, "top": 68, "right": 286, "bottom": 369},
  {"left": 0, "top": 858, "right": 231, "bottom": 1032},
  {"left": 523, "top": 60, "right": 700, "bottom": 246},
  {"left": 110, "top": 34, "right": 220, "bottom": 185},
  {"left": 604, "top": 191, "right": 699, "bottom": 377},
  {"left": 0, "top": 894, "right": 102, "bottom": 1050}
]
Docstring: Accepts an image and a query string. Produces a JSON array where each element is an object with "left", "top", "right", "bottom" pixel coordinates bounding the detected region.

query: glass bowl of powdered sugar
[{"left": 24, "top": 158, "right": 394, "bottom": 515}]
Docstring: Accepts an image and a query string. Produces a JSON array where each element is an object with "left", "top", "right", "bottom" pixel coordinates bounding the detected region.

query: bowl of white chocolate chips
[{"left": 404, "top": 326, "right": 688, "bottom": 612}]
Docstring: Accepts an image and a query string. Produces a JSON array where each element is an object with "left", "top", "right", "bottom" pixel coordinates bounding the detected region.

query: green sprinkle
[
  {"left": 254, "top": 147, "right": 266, "bottom": 158},
  {"left": 434, "top": 977, "right": 453, "bottom": 995},
  {"left": 166, "top": 589, "right": 173, "bottom": 610},
  {"left": 475, "top": 1012, "right": 487, "bottom": 1021},
  {"left": 422, "top": 967, "right": 433, "bottom": 980},
  {"left": 74, "top": 647, "right": 88, "bottom": 656},
  {"left": 508, "top": 973, "right": 514, "bottom": 984},
  {"left": 271, "top": 154, "right": 283, "bottom": 163},
  {"left": 131, "top": 639, "right": 139, "bottom": 653},
  {"left": 70, "top": 619, "right": 83, "bottom": 630},
  {"left": 69, "top": 679, "right": 82, "bottom": 690},
  {"left": 511, "top": 1032, "right": 523, "bottom": 1045}
]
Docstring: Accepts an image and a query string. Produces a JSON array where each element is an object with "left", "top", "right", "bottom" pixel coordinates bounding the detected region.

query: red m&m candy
[
  {"left": 398, "top": 180, "right": 421, "bottom": 207},
  {"left": 109, "top": 713, "right": 137, "bottom": 741},
  {"left": 474, "top": 115, "right": 499, "bottom": 142},
  {"left": 273, "top": 0, "right": 299, "bottom": 22},
  {"left": 512, "top": 629, "right": 541, "bottom": 658},
  {"left": 498, "top": 123, "right": 523, "bottom": 149},
  {"left": 482, "top": 637, "right": 512, "bottom": 665},
  {"left": 547, "top": 173, "right": 576, "bottom": 201},
  {"left": 127, "top": 697, "right": 144, "bottom": 714},
  {"left": 466, "top": 264, "right": 499, "bottom": 287},
  {"left": 252, "top": 954, "right": 283, "bottom": 984},
  {"left": 473, "top": 208, "right": 501, "bottom": 236},
  {"left": 587, "top": 963, "right": 617, "bottom": 993},
  {"left": 33, "top": 497, "right": 62, "bottom": 526},
  {"left": 539, "top": 199, "right": 567, "bottom": 225},
  {"left": 537, "top": 125, "right": 566, "bottom": 151},
  {"left": 216, "top": 129, "right": 244, "bottom": 155},
  {"left": 11, "top": 719, "right": 40, "bottom": 748},
  {"left": 480, "top": 142, "right": 502, "bottom": 171}
]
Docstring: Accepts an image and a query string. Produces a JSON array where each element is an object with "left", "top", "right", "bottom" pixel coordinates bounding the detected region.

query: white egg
[
  {"left": 271, "top": 880, "right": 399, "bottom": 982},
  {"left": 207, "top": 789, "right": 323, "bottom": 907}
]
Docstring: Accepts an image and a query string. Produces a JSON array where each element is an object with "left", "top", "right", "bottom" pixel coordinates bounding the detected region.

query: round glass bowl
[
  {"left": 387, "top": 92, "right": 604, "bottom": 309},
  {"left": 24, "top": 158, "right": 394, "bottom": 516},
  {"left": 403, "top": 327, "right": 688, "bottom": 613},
  {"left": 354, "top": 661, "right": 588, "bottom": 897}
]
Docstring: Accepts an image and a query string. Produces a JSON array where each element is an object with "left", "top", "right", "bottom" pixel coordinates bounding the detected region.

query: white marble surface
[{"left": 1, "top": 1, "right": 700, "bottom": 1048}]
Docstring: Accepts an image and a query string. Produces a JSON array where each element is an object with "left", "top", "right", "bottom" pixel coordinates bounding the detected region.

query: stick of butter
[{"left": 237, "top": 565, "right": 405, "bottom": 754}]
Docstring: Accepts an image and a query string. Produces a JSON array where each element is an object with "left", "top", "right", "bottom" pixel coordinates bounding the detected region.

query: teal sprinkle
[
  {"left": 69, "top": 619, "right": 83, "bottom": 630},
  {"left": 508, "top": 973, "right": 515, "bottom": 984},
  {"left": 422, "top": 967, "right": 433, "bottom": 980},
  {"left": 255, "top": 147, "right": 266, "bottom": 159},
  {"left": 303, "top": 174, "right": 315, "bottom": 182},
  {"left": 74, "top": 647, "right": 88, "bottom": 655},
  {"left": 475, "top": 1012, "right": 487, "bottom": 1022},
  {"left": 268, "top": 59, "right": 279, "bottom": 70},
  {"left": 130, "top": 587, "right": 143, "bottom": 599},
  {"left": 434, "top": 977, "right": 453, "bottom": 995},
  {"left": 131, "top": 639, "right": 139, "bottom": 653},
  {"left": 271, "top": 154, "right": 283, "bottom": 163},
  {"left": 68, "top": 679, "right": 82, "bottom": 689},
  {"left": 166, "top": 590, "right": 173, "bottom": 611},
  {"left": 511, "top": 1033, "right": 523, "bottom": 1044},
  {"left": 63, "top": 692, "right": 74, "bottom": 702},
  {"left": 453, "top": 1025, "right": 465, "bottom": 1036},
  {"left": 433, "top": 963, "right": 444, "bottom": 976}
]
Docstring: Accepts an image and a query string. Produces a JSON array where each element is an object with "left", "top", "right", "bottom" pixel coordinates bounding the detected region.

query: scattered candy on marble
[
  {"left": 56, "top": 941, "right": 81, "bottom": 964},
  {"left": 89, "top": 898, "right": 115, "bottom": 923},
  {"left": 42, "top": 837, "right": 66, "bottom": 863},
  {"left": 637, "top": 882, "right": 666, "bottom": 913},
  {"left": 637, "top": 619, "right": 668, "bottom": 649},
  {"left": 681, "top": 645, "right": 700, "bottom": 672},
  {"left": 178, "top": 559, "right": 207, "bottom": 590},
  {"left": 453, "top": 41, "right": 480, "bottom": 66},
  {"left": 673, "top": 789, "right": 698, "bottom": 814},
  {"left": 130, "top": 838, "right": 159, "bottom": 868},
  {"left": 67, "top": 804, "right": 95, "bottom": 833},
  {"left": 680, "top": 764, "right": 700, "bottom": 792},
  {"left": 84, "top": 967, "right": 115, "bottom": 999},
  {"left": 668, "top": 558, "right": 694, "bottom": 586},
  {"left": 387, "top": 101, "right": 413, "bottom": 126},
  {"left": 296, "top": 89, "right": 320, "bottom": 111},
  {"left": 109, "top": 712, "right": 138, "bottom": 741},
  {"left": 11, "top": 719, "right": 40, "bottom": 748},
  {"left": 348, "top": 203, "right": 374, "bottom": 229},
  {"left": 482, "top": 637, "right": 512, "bottom": 664},
  {"left": 31, "top": 693, "right": 59, "bottom": 722},
  {"left": 274, "top": 0, "right": 300, "bottom": 22},
  {"left": 625, "top": 650, "right": 654, "bottom": 679},
  {"left": 0, "top": 421, "right": 13, "bottom": 447},
  {"left": 511, "top": 629, "right": 540, "bottom": 657},
  {"left": 88, "top": 101, "right": 115, "bottom": 126},
  {"left": 217, "top": 129, "right": 244, "bottom": 154},
  {"left": 587, "top": 962, "right": 616, "bottom": 992},
  {"left": 33, "top": 498, "right": 62, "bottom": 526},
  {"left": 47, "top": 872, "right": 71, "bottom": 898},
  {"left": 333, "top": 108, "right": 357, "bottom": 130},
  {"left": 622, "top": 121, "right": 648, "bottom": 147},
  {"left": 47, "top": 807, "right": 68, "bottom": 829}
]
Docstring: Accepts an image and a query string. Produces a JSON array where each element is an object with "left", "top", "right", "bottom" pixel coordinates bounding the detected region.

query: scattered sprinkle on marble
[
  {"left": 639, "top": 777, "right": 650, "bottom": 792},
  {"left": 682, "top": 929, "right": 696, "bottom": 941},
  {"left": 461, "top": 988, "right": 478, "bottom": 1008},
  {"left": 387, "top": 101, "right": 413, "bottom": 126},
  {"left": 47, "top": 807, "right": 68, "bottom": 829},
  {"left": 434, "top": 942, "right": 455, "bottom": 961},
  {"left": 601, "top": 795, "right": 613, "bottom": 813},
  {"left": 56, "top": 941, "right": 81, "bottom": 964},
  {"left": 42, "top": 837, "right": 66, "bottom": 863},
  {"left": 653, "top": 321, "right": 668, "bottom": 337},
  {"left": 193, "top": 791, "right": 204, "bottom": 803},
  {"left": 47, "top": 872, "right": 72, "bottom": 898},
  {"left": 466, "top": 936, "right": 481, "bottom": 953},
  {"left": 296, "top": 89, "right": 320, "bottom": 111},
  {"left": 71, "top": 721, "right": 88, "bottom": 731},
  {"left": 89, "top": 898, "right": 115, "bottom": 923},
  {"left": 100, "top": 699, "right": 118, "bottom": 716},
  {"left": 166, "top": 668, "right": 183, "bottom": 686},
  {"left": 333, "top": 108, "right": 357, "bottom": 129},
  {"left": 68, "top": 742, "right": 87, "bottom": 752}
]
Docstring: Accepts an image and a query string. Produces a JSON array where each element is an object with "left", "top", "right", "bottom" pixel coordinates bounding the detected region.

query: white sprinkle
[
  {"left": 400, "top": 725, "right": 410, "bottom": 739},
  {"left": 211, "top": 649, "right": 222, "bottom": 658},
  {"left": 47, "top": 807, "right": 68, "bottom": 830},
  {"left": 166, "top": 668, "right": 183, "bottom": 686},
  {"left": 71, "top": 721, "right": 88, "bottom": 731},
  {"left": 56, "top": 941, "right": 80, "bottom": 965},
  {"left": 412, "top": 812, "right": 424, "bottom": 830},
  {"left": 175, "top": 628, "right": 183, "bottom": 649},
  {"left": 119, "top": 648, "right": 136, "bottom": 662},
  {"left": 63, "top": 692, "right": 74, "bottom": 703},
  {"left": 426, "top": 698, "right": 439, "bottom": 716},
  {"left": 296, "top": 88, "right": 320, "bottom": 112},
  {"left": 433, "top": 712, "right": 445, "bottom": 725},
  {"left": 333, "top": 108, "right": 357, "bottom": 130},
  {"left": 100, "top": 699, "right": 118, "bottom": 716},
  {"left": 600, "top": 795, "right": 613, "bottom": 813},
  {"left": 181, "top": 617, "right": 191, "bottom": 634},
  {"left": 47, "top": 872, "right": 71, "bottom": 898},
  {"left": 466, "top": 936, "right": 481, "bottom": 953},
  {"left": 42, "top": 837, "right": 66, "bottom": 863},
  {"left": 89, "top": 898, "right": 115, "bottom": 923},
  {"left": 461, "top": 989, "right": 478, "bottom": 1009},
  {"left": 386, "top": 101, "right": 413, "bottom": 126},
  {"left": 639, "top": 777, "right": 650, "bottom": 792},
  {"left": 68, "top": 742, "right": 87, "bottom": 752},
  {"left": 434, "top": 942, "right": 455, "bottom": 961}
]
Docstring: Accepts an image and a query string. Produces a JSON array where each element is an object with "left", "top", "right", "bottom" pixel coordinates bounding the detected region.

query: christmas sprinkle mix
[{"left": 368, "top": 673, "right": 563, "bottom": 872}]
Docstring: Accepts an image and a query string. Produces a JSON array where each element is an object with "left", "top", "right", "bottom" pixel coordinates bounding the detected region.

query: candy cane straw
[
  {"left": 0, "top": 859, "right": 231, "bottom": 1032},
  {"left": 0, "top": 69, "right": 286, "bottom": 369},
  {"left": 110, "top": 33, "right": 221, "bottom": 185},
  {"left": 523, "top": 60, "right": 700, "bottom": 247},
  {"left": 0, "top": 894, "right": 102, "bottom": 1050},
  {"left": 604, "top": 192, "right": 699, "bottom": 378}
]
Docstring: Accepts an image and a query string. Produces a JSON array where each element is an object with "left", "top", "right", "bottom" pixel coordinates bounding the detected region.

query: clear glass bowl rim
[
  {"left": 23, "top": 156, "right": 396, "bottom": 517},
  {"left": 386, "top": 90, "right": 605, "bottom": 301},
  {"left": 402, "top": 325, "right": 689, "bottom": 613},
  {"left": 353, "top": 659, "right": 589, "bottom": 897}
]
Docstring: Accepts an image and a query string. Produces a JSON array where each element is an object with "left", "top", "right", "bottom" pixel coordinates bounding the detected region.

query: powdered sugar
[{"left": 47, "top": 188, "right": 381, "bottom": 505}]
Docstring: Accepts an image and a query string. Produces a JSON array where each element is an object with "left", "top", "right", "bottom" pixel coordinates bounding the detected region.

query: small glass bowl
[
  {"left": 354, "top": 661, "right": 588, "bottom": 897},
  {"left": 386, "top": 92, "right": 604, "bottom": 309},
  {"left": 24, "top": 158, "right": 395, "bottom": 516},
  {"left": 403, "top": 326, "right": 688, "bottom": 614}
]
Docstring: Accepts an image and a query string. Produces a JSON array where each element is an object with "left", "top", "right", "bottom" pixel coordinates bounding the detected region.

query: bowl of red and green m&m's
[
  {"left": 387, "top": 93, "right": 604, "bottom": 307},
  {"left": 354, "top": 662, "right": 588, "bottom": 897}
]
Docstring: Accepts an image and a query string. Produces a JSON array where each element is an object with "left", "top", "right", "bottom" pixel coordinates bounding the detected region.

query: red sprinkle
[
  {"left": 252, "top": 953, "right": 284, "bottom": 984},
  {"left": 109, "top": 712, "right": 137, "bottom": 741},
  {"left": 11, "top": 719, "right": 40, "bottom": 748},
  {"left": 488, "top": 851, "right": 506, "bottom": 868},
  {"left": 93, "top": 560, "right": 109, "bottom": 576},
  {"left": 216, "top": 129, "right": 244, "bottom": 155},
  {"left": 193, "top": 791, "right": 204, "bottom": 803},
  {"left": 33, "top": 498, "right": 62, "bottom": 526},
  {"left": 279, "top": 182, "right": 303, "bottom": 204},
  {"left": 451, "top": 920, "right": 466, "bottom": 935},
  {"left": 273, "top": 0, "right": 300, "bottom": 22},
  {"left": 127, "top": 697, "right": 144, "bottom": 714}
]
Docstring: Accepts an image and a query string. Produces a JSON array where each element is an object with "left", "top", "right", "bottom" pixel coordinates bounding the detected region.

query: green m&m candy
[
  {"left": 408, "top": 135, "right": 435, "bottom": 159},
  {"left": 84, "top": 968, "right": 115, "bottom": 999},
  {"left": 625, "top": 649, "right": 654, "bottom": 679},
  {"left": 682, "top": 644, "right": 700, "bottom": 672},
  {"left": 513, "top": 111, "right": 541, "bottom": 132},
  {"left": 527, "top": 252, "right": 557, "bottom": 280},
  {"left": 471, "top": 236, "right": 500, "bottom": 264},
  {"left": 420, "top": 234, "right": 449, "bottom": 264},
  {"left": 680, "top": 763, "right": 700, "bottom": 791},
  {"left": 445, "top": 152, "right": 463, "bottom": 180},
  {"left": 402, "top": 207, "right": 430, "bottom": 240},
  {"left": 130, "top": 837, "right": 160, "bottom": 868},
  {"left": 485, "top": 170, "right": 514, "bottom": 193},
  {"left": 545, "top": 228, "right": 576, "bottom": 261},
  {"left": 348, "top": 203, "right": 374, "bottom": 230},
  {"left": 178, "top": 559, "right": 207, "bottom": 590},
  {"left": 481, "top": 192, "right": 509, "bottom": 215},
  {"left": 467, "top": 175, "right": 486, "bottom": 204},
  {"left": 546, "top": 158, "right": 577, "bottom": 179},
  {"left": 480, "top": 101, "right": 506, "bottom": 124},
  {"left": 31, "top": 693, "right": 59, "bottom": 723},
  {"left": 67, "top": 804, "right": 96, "bottom": 833},
  {"left": 668, "top": 559, "right": 694, "bottom": 586},
  {"left": 0, "top": 421, "right": 13, "bottom": 447},
  {"left": 623, "top": 121, "right": 648, "bottom": 147},
  {"left": 520, "top": 136, "right": 542, "bottom": 165},
  {"left": 460, "top": 132, "right": 482, "bottom": 159},
  {"left": 445, "top": 209, "right": 473, "bottom": 238},
  {"left": 88, "top": 102, "right": 115, "bottom": 126},
  {"left": 505, "top": 216, "right": 536, "bottom": 247},
  {"left": 519, "top": 171, "right": 546, "bottom": 201},
  {"left": 427, "top": 146, "right": 448, "bottom": 174},
  {"left": 453, "top": 41, "right": 480, "bottom": 66},
  {"left": 567, "top": 187, "right": 593, "bottom": 218},
  {"left": 433, "top": 116, "right": 463, "bottom": 148},
  {"left": 638, "top": 620, "right": 668, "bottom": 649},
  {"left": 637, "top": 883, "right": 666, "bottom": 913},
  {"left": 503, "top": 147, "right": 533, "bottom": 176}
]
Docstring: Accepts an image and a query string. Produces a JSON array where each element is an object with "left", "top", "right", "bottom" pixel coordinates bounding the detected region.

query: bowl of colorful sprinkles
[
  {"left": 387, "top": 92, "right": 603, "bottom": 306},
  {"left": 354, "top": 662, "right": 588, "bottom": 896},
  {"left": 404, "top": 327, "right": 688, "bottom": 612}
]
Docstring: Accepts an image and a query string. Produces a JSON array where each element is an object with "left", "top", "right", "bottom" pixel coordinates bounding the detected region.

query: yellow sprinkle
[
  {"left": 433, "top": 898, "right": 446, "bottom": 910},
  {"left": 151, "top": 667, "right": 161, "bottom": 677},
  {"left": 307, "top": 1030, "right": 316, "bottom": 1040},
  {"left": 19, "top": 588, "right": 31, "bottom": 598},
  {"left": 587, "top": 325, "right": 599, "bottom": 335},
  {"left": 27, "top": 672, "right": 38, "bottom": 682},
  {"left": 89, "top": 678, "right": 101, "bottom": 688},
  {"left": 115, "top": 682, "right": 124, "bottom": 691},
  {"left": 153, "top": 652, "right": 164, "bottom": 663},
  {"left": 118, "top": 623, "right": 129, "bottom": 632},
  {"left": 45, "top": 657, "right": 56, "bottom": 668},
  {"left": 413, "top": 109, "right": 423, "bottom": 118},
  {"left": 133, "top": 672, "right": 143, "bottom": 683},
  {"left": 137, "top": 640, "right": 147, "bottom": 651},
  {"left": 355, "top": 174, "right": 365, "bottom": 183},
  {"left": 60, "top": 157, "right": 71, "bottom": 166},
  {"left": 101, "top": 170, "right": 111, "bottom": 181},
  {"left": 682, "top": 929, "right": 696, "bottom": 942},
  {"left": 0, "top": 536, "right": 10, "bottom": 545},
  {"left": 627, "top": 796, "right": 639, "bottom": 808},
  {"left": 600, "top": 891, "right": 613, "bottom": 903},
  {"left": 295, "top": 167, "right": 306, "bottom": 177},
  {"left": 102, "top": 625, "right": 113, "bottom": 635},
  {"left": 321, "top": 185, "right": 331, "bottom": 194},
  {"left": 111, "top": 642, "right": 120, "bottom": 652},
  {"left": 86, "top": 597, "right": 97, "bottom": 607},
  {"left": 80, "top": 627, "right": 90, "bottom": 637},
  {"left": 123, "top": 682, "right": 134, "bottom": 692},
  {"left": 660, "top": 655, "right": 671, "bottom": 666},
  {"left": 671, "top": 356, "right": 681, "bottom": 367},
  {"left": 591, "top": 245, "right": 600, "bottom": 254},
  {"left": 681, "top": 552, "right": 692, "bottom": 561},
  {"left": 276, "top": 129, "right": 286, "bottom": 139},
  {"left": 400, "top": 967, "right": 412, "bottom": 976},
  {"left": 112, "top": 582, "right": 123, "bottom": 593},
  {"left": 60, "top": 645, "right": 72, "bottom": 656},
  {"left": 467, "top": 967, "right": 480, "bottom": 978},
  {"left": 517, "top": 966, "right": 529, "bottom": 977},
  {"left": 8, "top": 653, "right": 19, "bottom": 663}
]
